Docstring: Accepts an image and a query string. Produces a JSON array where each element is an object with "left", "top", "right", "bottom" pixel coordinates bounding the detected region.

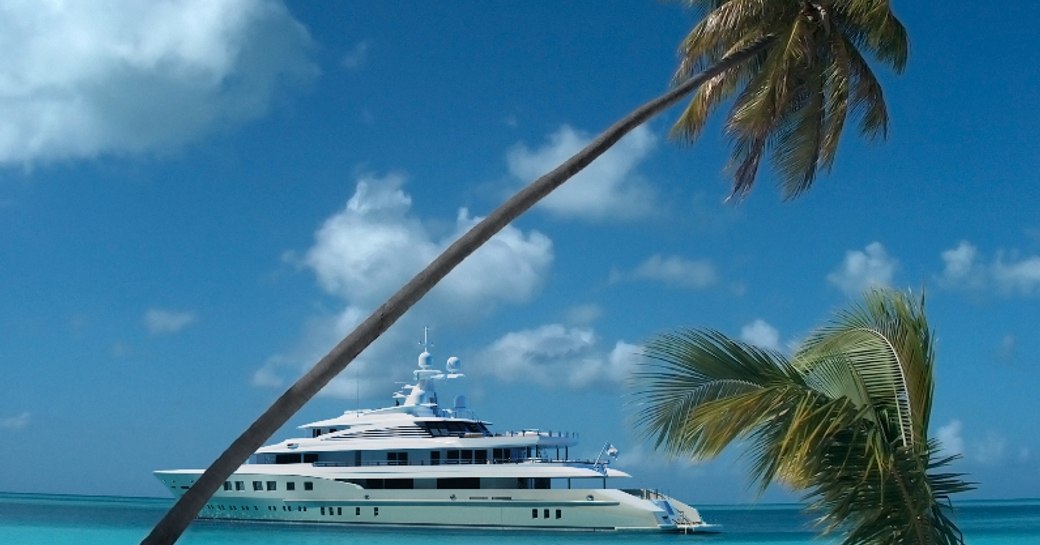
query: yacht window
[
  {"left": 286, "top": 482, "right": 296, "bottom": 491},
  {"left": 531, "top": 509, "right": 538, "bottom": 518},
  {"left": 355, "top": 507, "right": 361, "bottom": 516},
  {"left": 385, "top": 478, "right": 414, "bottom": 490},
  {"left": 474, "top": 450, "right": 487, "bottom": 464},
  {"left": 544, "top": 509, "right": 550, "bottom": 519},
  {"left": 374, "top": 507, "right": 379, "bottom": 517},
  {"left": 436, "top": 477, "right": 479, "bottom": 489},
  {"left": 222, "top": 482, "right": 232, "bottom": 491},
  {"left": 320, "top": 507, "right": 326, "bottom": 515},
  {"left": 304, "top": 482, "right": 313, "bottom": 491},
  {"left": 337, "top": 507, "right": 342, "bottom": 515},
  {"left": 556, "top": 509, "right": 562, "bottom": 519},
  {"left": 252, "top": 481, "right": 263, "bottom": 491},
  {"left": 446, "top": 450, "right": 459, "bottom": 464},
  {"left": 234, "top": 481, "right": 244, "bottom": 491},
  {"left": 266, "top": 481, "right": 276, "bottom": 491},
  {"left": 430, "top": 451, "right": 440, "bottom": 466},
  {"left": 387, "top": 451, "right": 408, "bottom": 466}
]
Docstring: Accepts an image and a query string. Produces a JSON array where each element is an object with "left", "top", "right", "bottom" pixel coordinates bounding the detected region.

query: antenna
[{"left": 420, "top": 326, "right": 433, "bottom": 352}]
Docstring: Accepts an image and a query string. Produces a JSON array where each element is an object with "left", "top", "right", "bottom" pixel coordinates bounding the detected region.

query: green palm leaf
[
  {"left": 631, "top": 289, "right": 972, "bottom": 545},
  {"left": 673, "top": 0, "right": 909, "bottom": 199}
]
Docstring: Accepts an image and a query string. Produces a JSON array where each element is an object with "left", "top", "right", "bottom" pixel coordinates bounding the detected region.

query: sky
[{"left": 2, "top": 0, "right": 1039, "bottom": 506}]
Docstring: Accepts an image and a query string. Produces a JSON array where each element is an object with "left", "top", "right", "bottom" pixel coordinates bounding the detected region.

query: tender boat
[{"left": 155, "top": 336, "right": 719, "bottom": 532}]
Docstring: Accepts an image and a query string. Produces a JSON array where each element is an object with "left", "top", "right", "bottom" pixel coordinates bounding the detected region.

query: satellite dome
[
  {"left": 454, "top": 395, "right": 468, "bottom": 409},
  {"left": 446, "top": 356, "right": 461, "bottom": 373},
  {"left": 418, "top": 351, "right": 432, "bottom": 369}
]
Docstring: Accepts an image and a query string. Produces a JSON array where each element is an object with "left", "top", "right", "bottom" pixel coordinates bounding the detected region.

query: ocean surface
[{"left": 1, "top": 492, "right": 1038, "bottom": 545}]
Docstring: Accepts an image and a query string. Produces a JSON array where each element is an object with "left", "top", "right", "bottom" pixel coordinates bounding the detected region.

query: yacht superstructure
[{"left": 155, "top": 340, "right": 718, "bottom": 532}]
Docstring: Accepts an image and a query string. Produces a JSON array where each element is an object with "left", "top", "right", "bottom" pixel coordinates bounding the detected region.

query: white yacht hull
[{"left": 156, "top": 470, "right": 718, "bottom": 533}]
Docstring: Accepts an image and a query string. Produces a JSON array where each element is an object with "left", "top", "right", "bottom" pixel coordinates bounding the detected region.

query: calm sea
[{"left": 1, "top": 492, "right": 1038, "bottom": 545}]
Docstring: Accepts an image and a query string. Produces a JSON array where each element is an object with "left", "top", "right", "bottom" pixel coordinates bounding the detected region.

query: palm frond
[
  {"left": 672, "top": 0, "right": 906, "bottom": 198},
  {"left": 820, "top": 33, "right": 852, "bottom": 167},
  {"left": 797, "top": 290, "right": 934, "bottom": 447},
  {"left": 630, "top": 289, "right": 970, "bottom": 545}
]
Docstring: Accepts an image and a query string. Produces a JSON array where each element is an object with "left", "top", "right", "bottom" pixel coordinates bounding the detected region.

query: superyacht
[{"left": 155, "top": 337, "right": 718, "bottom": 532}]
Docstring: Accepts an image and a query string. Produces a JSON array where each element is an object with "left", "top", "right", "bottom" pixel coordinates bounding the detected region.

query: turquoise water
[{"left": 2, "top": 492, "right": 1038, "bottom": 544}]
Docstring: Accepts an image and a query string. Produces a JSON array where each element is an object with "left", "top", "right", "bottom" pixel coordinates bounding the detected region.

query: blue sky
[{"left": 2, "top": 1, "right": 1039, "bottom": 505}]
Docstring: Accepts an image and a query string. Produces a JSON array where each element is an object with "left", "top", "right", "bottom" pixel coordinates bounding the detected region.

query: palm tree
[
  {"left": 142, "top": 3, "right": 908, "bottom": 543},
  {"left": 633, "top": 289, "right": 972, "bottom": 545}
]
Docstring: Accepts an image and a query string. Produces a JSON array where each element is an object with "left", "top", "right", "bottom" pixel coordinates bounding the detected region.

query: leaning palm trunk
[{"left": 140, "top": 35, "right": 774, "bottom": 545}]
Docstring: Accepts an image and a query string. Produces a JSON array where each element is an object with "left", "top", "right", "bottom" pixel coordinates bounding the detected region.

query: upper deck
[{"left": 252, "top": 343, "right": 588, "bottom": 468}]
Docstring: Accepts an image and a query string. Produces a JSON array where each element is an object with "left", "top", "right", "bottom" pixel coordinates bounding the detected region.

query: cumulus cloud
[
  {"left": 565, "top": 304, "right": 603, "bottom": 326},
  {"left": 0, "top": 0, "right": 315, "bottom": 166},
  {"left": 974, "top": 433, "right": 1008, "bottom": 465},
  {"left": 475, "top": 325, "right": 641, "bottom": 389},
  {"left": 940, "top": 241, "right": 984, "bottom": 288},
  {"left": 302, "top": 174, "right": 553, "bottom": 310},
  {"left": 740, "top": 319, "right": 781, "bottom": 352},
  {"left": 827, "top": 242, "right": 898, "bottom": 296},
  {"left": 255, "top": 174, "right": 554, "bottom": 396},
  {"left": 628, "top": 254, "right": 718, "bottom": 289},
  {"left": 936, "top": 420, "right": 964, "bottom": 458},
  {"left": 144, "top": 309, "right": 196, "bottom": 335},
  {"left": 0, "top": 412, "right": 30, "bottom": 430},
  {"left": 940, "top": 241, "right": 1040, "bottom": 296},
  {"left": 935, "top": 419, "right": 1025, "bottom": 466},
  {"left": 992, "top": 254, "right": 1040, "bottom": 295},
  {"left": 506, "top": 125, "right": 660, "bottom": 221}
]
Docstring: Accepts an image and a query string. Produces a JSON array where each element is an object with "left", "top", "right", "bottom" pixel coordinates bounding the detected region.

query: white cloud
[
  {"left": 935, "top": 420, "right": 1020, "bottom": 466},
  {"left": 974, "top": 433, "right": 1007, "bottom": 465},
  {"left": 0, "top": 0, "right": 315, "bottom": 165},
  {"left": 505, "top": 125, "right": 660, "bottom": 221},
  {"left": 256, "top": 174, "right": 554, "bottom": 396},
  {"left": 631, "top": 254, "right": 717, "bottom": 289},
  {"left": 827, "top": 242, "right": 898, "bottom": 296},
  {"left": 997, "top": 333, "right": 1016, "bottom": 362},
  {"left": 475, "top": 325, "right": 641, "bottom": 389},
  {"left": 302, "top": 174, "right": 553, "bottom": 311},
  {"left": 341, "top": 40, "right": 370, "bottom": 70},
  {"left": 0, "top": 412, "right": 30, "bottom": 430},
  {"left": 936, "top": 420, "right": 964, "bottom": 458},
  {"left": 992, "top": 254, "right": 1040, "bottom": 295},
  {"left": 565, "top": 304, "right": 603, "bottom": 326},
  {"left": 740, "top": 319, "right": 781, "bottom": 351},
  {"left": 940, "top": 241, "right": 983, "bottom": 288},
  {"left": 939, "top": 241, "right": 1040, "bottom": 296},
  {"left": 144, "top": 309, "right": 196, "bottom": 335}
]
